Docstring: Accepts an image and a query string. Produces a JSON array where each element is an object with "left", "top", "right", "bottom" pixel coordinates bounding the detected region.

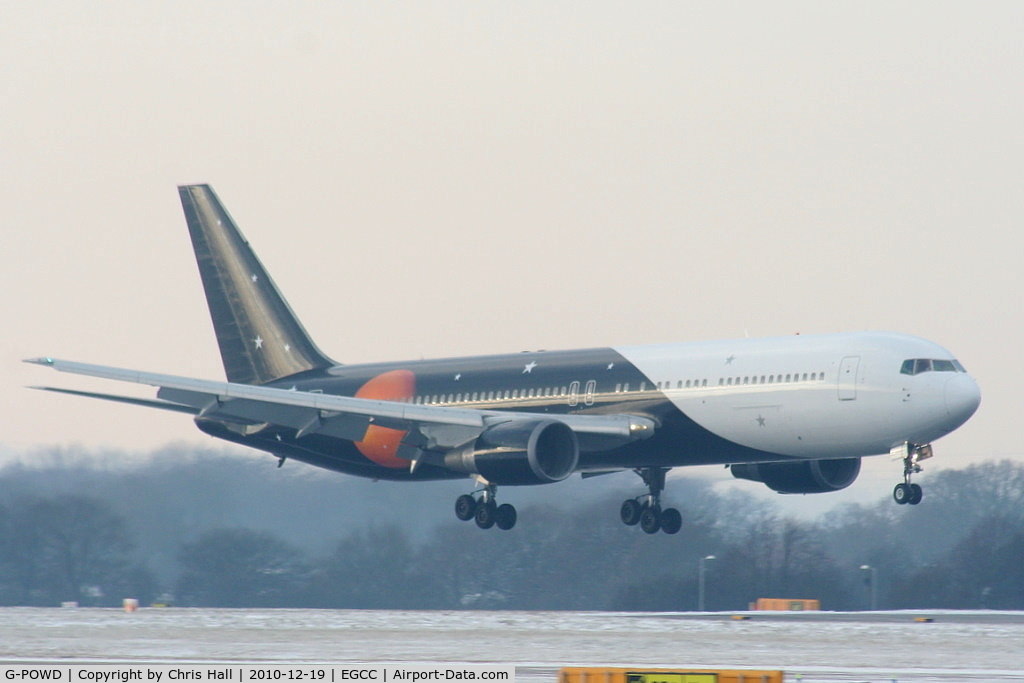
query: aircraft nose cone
[{"left": 945, "top": 374, "right": 981, "bottom": 425}]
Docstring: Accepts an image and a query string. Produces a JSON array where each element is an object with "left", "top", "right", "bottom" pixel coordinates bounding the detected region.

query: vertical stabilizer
[{"left": 178, "top": 185, "right": 336, "bottom": 385}]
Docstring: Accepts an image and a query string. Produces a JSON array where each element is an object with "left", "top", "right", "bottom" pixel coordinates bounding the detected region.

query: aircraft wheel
[
  {"left": 908, "top": 483, "right": 923, "bottom": 505},
  {"left": 893, "top": 483, "right": 911, "bottom": 505},
  {"left": 660, "top": 507, "right": 682, "bottom": 535},
  {"left": 455, "top": 494, "right": 477, "bottom": 521},
  {"left": 475, "top": 500, "right": 497, "bottom": 529},
  {"left": 639, "top": 505, "right": 661, "bottom": 534},
  {"left": 620, "top": 499, "right": 643, "bottom": 526},
  {"left": 495, "top": 503, "right": 517, "bottom": 530}
]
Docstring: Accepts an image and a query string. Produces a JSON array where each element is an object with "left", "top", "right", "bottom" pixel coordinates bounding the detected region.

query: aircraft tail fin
[{"left": 178, "top": 184, "right": 336, "bottom": 385}]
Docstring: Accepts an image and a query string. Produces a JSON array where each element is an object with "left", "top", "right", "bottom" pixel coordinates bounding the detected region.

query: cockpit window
[{"left": 900, "top": 358, "right": 967, "bottom": 375}]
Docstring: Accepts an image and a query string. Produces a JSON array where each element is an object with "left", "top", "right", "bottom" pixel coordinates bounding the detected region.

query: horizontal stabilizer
[{"left": 28, "top": 386, "right": 198, "bottom": 414}]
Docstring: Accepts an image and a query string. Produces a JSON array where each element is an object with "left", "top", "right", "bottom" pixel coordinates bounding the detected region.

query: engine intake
[
  {"left": 731, "top": 457, "right": 861, "bottom": 494},
  {"left": 445, "top": 419, "right": 580, "bottom": 485}
]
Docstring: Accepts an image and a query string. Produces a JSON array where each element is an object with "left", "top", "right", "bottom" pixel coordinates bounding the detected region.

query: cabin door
[{"left": 838, "top": 356, "right": 860, "bottom": 400}]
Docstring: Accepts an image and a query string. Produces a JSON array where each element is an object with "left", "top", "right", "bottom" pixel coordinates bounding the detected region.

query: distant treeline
[{"left": 0, "top": 448, "right": 1022, "bottom": 610}]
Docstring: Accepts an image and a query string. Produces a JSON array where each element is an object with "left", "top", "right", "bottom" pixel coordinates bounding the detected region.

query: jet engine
[
  {"left": 730, "top": 457, "right": 861, "bottom": 494},
  {"left": 444, "top": 419, "right": 580, "bottom": 485}
]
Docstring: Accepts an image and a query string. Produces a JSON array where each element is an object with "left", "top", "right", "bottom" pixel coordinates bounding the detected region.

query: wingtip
[{"left": 23, "top": 357, "right": 56, "bottom": 366}]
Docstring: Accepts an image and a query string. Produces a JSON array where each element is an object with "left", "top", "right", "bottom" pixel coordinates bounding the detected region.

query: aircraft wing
[{"left": 25, "top": 357, "right": 655, "bottom": 455}]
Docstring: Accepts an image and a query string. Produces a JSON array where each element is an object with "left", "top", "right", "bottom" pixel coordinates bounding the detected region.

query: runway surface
[{"left": 1, "top": 608, "right": 1021, "bottom": 682}]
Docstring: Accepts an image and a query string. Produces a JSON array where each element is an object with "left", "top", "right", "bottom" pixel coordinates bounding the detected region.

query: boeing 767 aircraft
[{"left": 27, "top": 185, "right": 981, "bottom": 533}]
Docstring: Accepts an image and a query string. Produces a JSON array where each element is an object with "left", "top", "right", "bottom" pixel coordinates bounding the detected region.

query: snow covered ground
[{"left": 0, "top": 608, "right": 1020, "bottom": 682}]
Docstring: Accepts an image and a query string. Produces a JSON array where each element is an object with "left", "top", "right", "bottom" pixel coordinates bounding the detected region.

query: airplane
[{"left": 27, "top": 185, "right": 982, "bottom": 534}]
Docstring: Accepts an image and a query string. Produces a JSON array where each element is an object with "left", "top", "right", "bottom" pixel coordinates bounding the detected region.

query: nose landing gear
[
  {"left": 892, "top": 443, "right": 931, "bottom": 506},
  {"left": 454, "top": 484, "right": 517, "bottom": 530},
  {"left": 620, "top": 467, "right": 682, "bottom": 535}
]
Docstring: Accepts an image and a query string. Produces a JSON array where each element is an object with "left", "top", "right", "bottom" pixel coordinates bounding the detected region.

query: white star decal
[
  {"left": 254, "top": 336, "right": 264, "bottom": 349},
  {"left": 454, "top": 373, "right": 461, "bottom": 381},
  {"left": 284, "top": 344, "right": 291, "bottom": 352},
  {"left": 607, "top": 363, "right": 615, "bottom": 370},
  {"left": 523, "top": 361, "right": 537, "bottom": 374},
  {"left": 251, "top": 274, "right": 259, "bottom": 282}
]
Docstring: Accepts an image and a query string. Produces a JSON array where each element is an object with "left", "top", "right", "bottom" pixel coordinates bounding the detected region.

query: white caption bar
[{"left": 1, "top": 666, "right": 514, "bottom": 683}]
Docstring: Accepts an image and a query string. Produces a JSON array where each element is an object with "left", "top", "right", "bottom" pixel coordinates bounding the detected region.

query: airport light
[
  {"left": 698, "top": 555, "right": 716, "bottom": 612},
  {"left": 860, "top": 564, "right": 878, "bottom": 611}
]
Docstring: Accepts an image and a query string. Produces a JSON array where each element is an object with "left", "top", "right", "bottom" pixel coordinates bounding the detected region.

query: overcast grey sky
[{"left": 3, "top": 3, "right": 1021, "bottom": 499}]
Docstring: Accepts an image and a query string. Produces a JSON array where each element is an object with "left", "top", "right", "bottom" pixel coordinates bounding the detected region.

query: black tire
[
  {"left": 620, "top": 499, "right": 643, "bottom": 526},
  {"left": 495, "top": 503, "right": 517, "bottom": 530},
  {"left": 909, "top": 483, "right": 923, "bottom": 505},
  {"left": 455, "top": 494, "right": 477, "bottom": 521},
  {"left": 475, "top": 501, "right": 497, "bottom": 529},
  {"left": 660, "top": 507, "right": 682, "bottom": 535},
  {"left": 639, "top": 505, "right": 661, "bottom": 534},
  {"left": 893, "top": 483, "right": 911, "bottom": 505}
]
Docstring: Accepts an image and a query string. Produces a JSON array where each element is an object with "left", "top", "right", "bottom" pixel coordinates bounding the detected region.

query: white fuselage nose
[
  {"left": 900, "top": 369, "right": 981, "bottom": 446},
  {"left": 944, "top": 372, "right": 982, "bottom": 429}
]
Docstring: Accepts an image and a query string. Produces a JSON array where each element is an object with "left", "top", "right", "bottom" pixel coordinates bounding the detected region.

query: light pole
[
  {"left": 860, "top": 564, "right": 877, "bottom": 611},
  {"left": 698, "top": 555, "right": 716, "bottom": 611}
]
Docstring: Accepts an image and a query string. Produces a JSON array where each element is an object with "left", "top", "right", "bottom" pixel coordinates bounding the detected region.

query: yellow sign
[{"left": 627, "top": 674, "right": 717, "bottom": 683}]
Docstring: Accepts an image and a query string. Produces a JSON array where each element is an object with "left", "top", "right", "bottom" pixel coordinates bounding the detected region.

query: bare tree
[{"left": 176, "top": 528, "right": 310, "bottom": 607}]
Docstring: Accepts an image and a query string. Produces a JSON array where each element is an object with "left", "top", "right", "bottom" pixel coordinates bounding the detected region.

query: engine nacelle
[
  {"left": 445, "top": 419, "right": 580, "bottom": 485},
  {"left": 731, "top": 457, "right": 861, "bottom": 494}
]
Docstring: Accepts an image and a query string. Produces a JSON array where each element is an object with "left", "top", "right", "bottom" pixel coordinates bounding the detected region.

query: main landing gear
[
  {"left": 893, "top": 443, "right": 932, "bottom": 506},
  {"left": 454, "top": 484, "right": 517, "bottom": 530},
  {"left": 620, "top": 467, "right": 682, "bottom": 535}
]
